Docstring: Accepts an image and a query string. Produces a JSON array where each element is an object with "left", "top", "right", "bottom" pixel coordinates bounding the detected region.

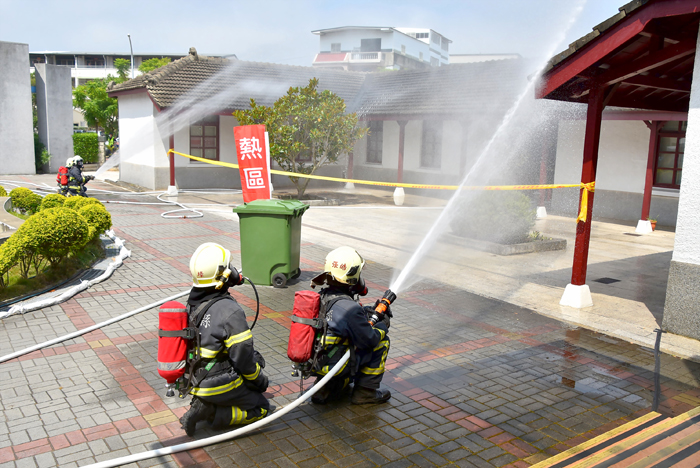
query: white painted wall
[
  {"left": 319, "top": 30, "right": 394, "bottom": 52},
  {"left": 672, "top": 31, "right": 700, "bottom": 265},
  {"left": 554, "top": 119, "right": 649, "bottom": 192}
]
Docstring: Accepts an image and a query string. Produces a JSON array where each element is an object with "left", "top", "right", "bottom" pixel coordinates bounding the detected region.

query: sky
[{"left": 0, "top": 0, "right": 622, "bottom": 66}]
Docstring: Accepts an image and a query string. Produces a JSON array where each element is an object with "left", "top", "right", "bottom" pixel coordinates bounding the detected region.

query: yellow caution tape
[
  {"left": 576, "top": 182, "right": 596, "bottom": 223},
  {"left": 168, "top": 150, "right": 596, "bottom": 221}
]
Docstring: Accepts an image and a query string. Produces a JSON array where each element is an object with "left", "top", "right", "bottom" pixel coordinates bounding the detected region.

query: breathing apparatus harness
[
  {"left": 158, "top": 266, "right": 262, "bottom": 398},
  {"left": 287, "top": 275, "right": 396, "bottom": 395}
]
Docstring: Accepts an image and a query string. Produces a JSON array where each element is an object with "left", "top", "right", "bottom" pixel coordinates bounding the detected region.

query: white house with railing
[
  {"left": 312, "top": 26, "right": 451, "bottom": 71},
  {"left": 28, "top": 51, "right": 234, "bottom": 88}
]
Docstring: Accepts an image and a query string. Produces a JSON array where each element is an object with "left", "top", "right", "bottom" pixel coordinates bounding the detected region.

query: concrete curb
[{"left": 443, "top": 232, "right": 567, "bottom": 255}]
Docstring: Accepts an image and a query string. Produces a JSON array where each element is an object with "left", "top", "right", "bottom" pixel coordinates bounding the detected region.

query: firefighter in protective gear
[
  {"left": 67, "top": 155, "right": 94, "bottom": 197},
  {"left": 309, "top": 246, "right": 392, "bottom": 405},
  {"left": 179, "top": 242, "right": 272, "bottom": 437}
]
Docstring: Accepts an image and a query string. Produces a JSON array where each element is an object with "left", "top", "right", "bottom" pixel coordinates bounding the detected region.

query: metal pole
[
  {"left": 127, "top": 34, "right": 134, "bottom": 79},
  {"left": 652, "top": 328, "right": 665, "bottom": 412}
]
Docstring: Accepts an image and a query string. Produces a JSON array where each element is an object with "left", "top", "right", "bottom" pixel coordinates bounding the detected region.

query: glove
[
  {"left": 379, "top": 313, "right": 390, "bottom": 330},
  {"left": 253, "top": 350, "right": 266, "bottom": 369},
  {"left": 247, "top": 374, "right": 268, "bottom": 393},
  {"left": 86, "top": 175, "right": 95, "bottom": 181},
  {"left": 373, "top": 300, "right": 393, "bottom": 318}
]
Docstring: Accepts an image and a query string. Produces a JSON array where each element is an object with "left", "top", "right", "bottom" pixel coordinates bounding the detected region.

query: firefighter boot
[
  {"left": 351, "top": 386, "right": 391, "bottom": 405},
  {"left": 180, "top": 397, "right": 216, "bottom": 437},
  {"left": 311, "top": 377, "right": 349, "bottom": 404}
]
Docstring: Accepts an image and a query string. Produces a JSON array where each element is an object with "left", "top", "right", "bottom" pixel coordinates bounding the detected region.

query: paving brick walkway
[{"left": 0, "top": 193, "right": 699, "bottom": 467}]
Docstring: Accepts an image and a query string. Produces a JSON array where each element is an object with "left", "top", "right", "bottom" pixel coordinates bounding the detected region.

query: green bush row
[
  {"left": 0, "top": 185, "right": 7, "bottom": 197},
  {"left": 0, "top": 198, "right": 112, "bottom": 288},
  {"left": 72, "top": 133, "right": 99, "bottom": 163},
  {"left": 9, "top": 187, "right": 42, "bottom": 214}
]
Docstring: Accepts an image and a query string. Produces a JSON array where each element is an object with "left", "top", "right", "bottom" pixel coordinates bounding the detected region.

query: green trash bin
[{"left": 232, "top": 199, "right": 310, "bottom": 288}]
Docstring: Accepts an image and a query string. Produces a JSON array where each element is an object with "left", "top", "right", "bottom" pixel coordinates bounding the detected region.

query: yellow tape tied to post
[{"left": 168, "top": 150, "right": 596, "bottom": 220}]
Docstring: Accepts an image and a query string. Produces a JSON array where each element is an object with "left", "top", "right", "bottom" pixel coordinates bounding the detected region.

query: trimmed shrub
[
  {"left": 449, "top": 191, "right": 536, "bottom": 244},
  {"left": 9, "top": 187, "right": 42, "bottom": 214},
  {"left": 0, "top": 233, "right": 23, "bottom": 287},
  {"left": 64, "top": 196, "right": 101, "bottom": 211},
  {"left": 0, "top": 227, "right": 43, "bottom": 279},
  {"left": 40, "top": 193, "right": 67, "bottom": 211},
  {"left": 0, "top": 185, "right": 6, "bottom": 197},
  {"left": 78, "top": 204, "right": 112, "bottom": 239},
  {"left": 20, "top": 207, "right": 90, "bottom": 267},
  {"left": 72, "top": 133, "right": 99, "bottom": 163}
]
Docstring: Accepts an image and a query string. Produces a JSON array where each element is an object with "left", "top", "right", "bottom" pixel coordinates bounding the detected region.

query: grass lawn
[{"left": 0, "top": 238, "right": 105, "bottom": 303}]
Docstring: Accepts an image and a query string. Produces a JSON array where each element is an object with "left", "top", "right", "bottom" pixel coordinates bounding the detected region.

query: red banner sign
[{"left": 233, "top": 124, "right": 272, "bottom": 203}]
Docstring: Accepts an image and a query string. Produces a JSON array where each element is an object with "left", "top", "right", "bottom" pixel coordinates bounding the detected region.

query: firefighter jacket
[
  {"left": 187, "top": 288, "right": 267, "bottom": 397},
  {"left": 68, "top": 165, "right": 85, "bottom": 189},
  {"left": 320, "top": 287, "right": 388, "bottom": 352}
]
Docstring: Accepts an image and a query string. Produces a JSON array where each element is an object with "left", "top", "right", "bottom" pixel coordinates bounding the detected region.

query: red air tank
[{"left": 157, "top": 301, "right": 188, "bottom": 384}]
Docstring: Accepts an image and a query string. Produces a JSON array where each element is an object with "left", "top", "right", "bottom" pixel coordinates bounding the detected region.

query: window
[
  {"left": 190, "top": 116, "right": 219, "bottom": 161},
  {"left": 415, "top": 32, "right": 429, "bottom": 39},
  {"left": 366, "top": 121, "right": 383, "bottom": 164},
  {"left": 360, "top": 38, "right": 381, "bottom": 52},
  {"left": 331, "top": 43, "right": 341, "bottom": 53},
  {"left": 654, "top": 121, "right": 686, "bottom": 189},
  {"left": 421, "top": 121, "right": 442, "bottom": 168}
]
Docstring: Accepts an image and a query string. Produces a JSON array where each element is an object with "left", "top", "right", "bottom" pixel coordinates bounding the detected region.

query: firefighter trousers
[
  {"left": 195, "top": 369, "right": 271, "bottom": 428},
  {"left": 314, "top": 334, "right": 390, "bottom": 390}
]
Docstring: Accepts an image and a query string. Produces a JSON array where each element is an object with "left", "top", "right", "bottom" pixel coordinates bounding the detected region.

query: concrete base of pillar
[
  {"left": 560, "top": 284, "right": 593, "bottom": 308},
  {"left": 536, "top": 206, "right": 547, "bottom": 219},
  {"left": 662, "top": 260, "right": 700, "bottom": 340},
  {"left": 344, "top": 182, "right": 355, "bottom": 190},
  {"left": 166, "top": 185, "right": 178, "bottom": 196},
  {"left": 393, "top": 187, "right": 405, "bottom": 206},
  {"left": 635, "top": 219, "right": 653, "bottom": 234}
]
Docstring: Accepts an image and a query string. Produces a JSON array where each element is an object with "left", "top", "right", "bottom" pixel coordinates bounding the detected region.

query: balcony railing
[{"left": 349, "top": 52, "right": 381, "bottom": 62}]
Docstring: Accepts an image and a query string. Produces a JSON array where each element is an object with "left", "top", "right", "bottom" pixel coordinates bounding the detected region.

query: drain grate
[{"left": 594, "top": 277, "right": 620, "bottom": 284}]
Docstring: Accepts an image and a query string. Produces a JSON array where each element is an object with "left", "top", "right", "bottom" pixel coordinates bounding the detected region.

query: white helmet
[
  {"left": 189, "top": 242, "right": 242, "bottom": 289},
  {"left": 73, "top": 155, "right": 84, "bottom": 167},
  {"left": 323, "top": 246, "right": 365, "bottom": 285},
  {"left": 66, "top": 157, "right": 75, "bottom": 167}
]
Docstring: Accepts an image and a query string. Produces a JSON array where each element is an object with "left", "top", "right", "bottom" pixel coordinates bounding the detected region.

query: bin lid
[{"left": 232, "top": 199, "right": 310, "bottom": 217}]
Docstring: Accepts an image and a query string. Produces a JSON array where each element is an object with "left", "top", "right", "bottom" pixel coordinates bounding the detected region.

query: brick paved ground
[{"left": 0, "top": 195, "right": 699, "bottom": 467}]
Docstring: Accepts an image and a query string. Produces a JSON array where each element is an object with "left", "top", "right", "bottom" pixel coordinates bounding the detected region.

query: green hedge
[
  {"left": 78, "top": 204, "right": 112, "bottom": 239},
  {"left": 72, "top": 133, "right": 99, "bottom": 163},
  {"left": 19, "top": 207, "right": 90, "bottom": 267},
  {"left": 64, "top": 196, "right": 101, "bottom": 211},
  {"left": 40, "top": 193, "right": 67, "bottom": 211},
  {"left": 449, "top": 191, "right": 536, "bottom": 244},
  {"left": 9, "top": 187, "right": 42, "bottom": 214},
  {"left": 0, "top": 185, "right": 6, "bottom": 197}
]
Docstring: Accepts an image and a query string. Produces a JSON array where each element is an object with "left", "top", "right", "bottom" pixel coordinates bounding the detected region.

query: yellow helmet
[
  {"left": 323, "top": 246, "right": 365, "bottom": 285},
  {"left": 189, "top": 242, "right": 236, "bottom": 288}
]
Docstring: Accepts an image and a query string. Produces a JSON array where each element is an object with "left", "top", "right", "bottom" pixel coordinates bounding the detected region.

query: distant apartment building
[
  {"left": 450, "top": 53, "right": 521, "bottom": 64},
  {"left": 28, "top": 51, "right": 234, "bottom": 88},
  {"left": 312, "top": 26, "right": 451, "bottom": 71}
]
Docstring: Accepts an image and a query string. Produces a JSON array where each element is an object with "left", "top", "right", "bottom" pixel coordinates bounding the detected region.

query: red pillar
[
  {"left": 397, "top": 121, "right": 408, "bottom": 183},
  {"left": 641, "top": 121, "right": 660, "bottom": 220},
  {"left": 571, "top": 86, "right": 606, "bottom": 286},
  {"left": 169, "top": 134, "right": 175, "bottom": 187}
]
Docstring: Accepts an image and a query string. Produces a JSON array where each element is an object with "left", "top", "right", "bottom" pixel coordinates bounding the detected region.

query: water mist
[{"left": 389, "top": 1, "right": 587, "bottom": 295}]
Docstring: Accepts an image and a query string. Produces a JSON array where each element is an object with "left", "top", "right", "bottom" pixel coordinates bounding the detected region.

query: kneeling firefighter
[
  {"left": 179, "top": 242, "right": 272, "bottom": 436},
  {"left": 67, "top": 155, "right": 94, "bottom": 197},
  {"left": 309, "top": 246, "right": 392, "bottom": 405}
]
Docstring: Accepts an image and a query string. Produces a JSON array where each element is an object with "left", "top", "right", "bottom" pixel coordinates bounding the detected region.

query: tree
[
  {"left": 73, "top": 78, "right": 119, "bottom": 136},
  {"left": 139, "top": 57, "right": 171, "bottom": 74},
  {"left": 114, "top": 58, "right": 131, "bottom": 80},
  {"left": 233, "top": 78, "right": 367, "bottom": 198}
]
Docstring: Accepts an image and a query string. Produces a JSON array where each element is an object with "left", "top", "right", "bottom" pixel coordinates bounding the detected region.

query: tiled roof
[
  {"left": 109, "top": 48, "right": 530, "bottom": 118},
  {"left": 108, "top": 49, "right": 365, "bottom": 110},
  {"left": 350, "top": 59, "right": 530, "bottom": 117},
  {"left": 542, "top": 0, "right": 648, "bottom": 74}
]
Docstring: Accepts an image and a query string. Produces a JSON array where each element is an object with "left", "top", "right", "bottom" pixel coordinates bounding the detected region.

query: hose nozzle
[{"left": 369, "top": 289, "right": 396, "bottom": 326}]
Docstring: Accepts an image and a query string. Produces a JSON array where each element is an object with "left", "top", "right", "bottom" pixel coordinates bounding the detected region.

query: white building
[{"left": 312, "top": 26, "right": 451, "bottom": 71}]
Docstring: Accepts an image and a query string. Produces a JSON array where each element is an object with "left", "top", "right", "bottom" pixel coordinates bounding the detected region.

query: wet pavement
[{"left": 0, "top": 176, "right": 698, "bottom": 467}]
